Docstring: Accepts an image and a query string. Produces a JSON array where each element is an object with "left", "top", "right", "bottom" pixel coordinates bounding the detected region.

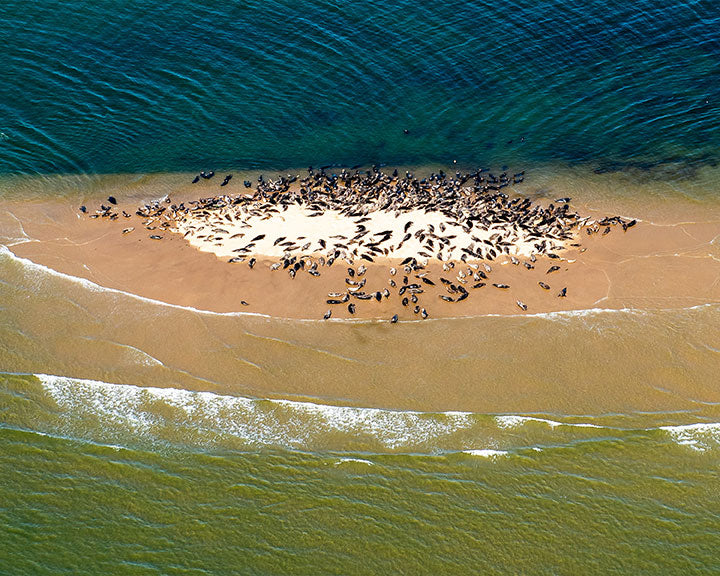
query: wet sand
[{"left": 2, "top": 173, "right": 719, "bottom": 321}]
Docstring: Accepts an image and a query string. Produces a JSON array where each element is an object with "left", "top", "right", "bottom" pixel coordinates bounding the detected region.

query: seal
[{"left": 99, "top": 163, "right": 637, "bottom": 320}]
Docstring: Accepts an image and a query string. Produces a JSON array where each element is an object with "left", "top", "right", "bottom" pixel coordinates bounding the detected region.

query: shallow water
[
  {"left": 2, "top": 0, "right": 720, "bottom": 573},
  {"left": 2, "top": 188, "right": 720, "bottom": 571},
  {"left": 1, "top": 225, "right": 719, "bottom": 416}
]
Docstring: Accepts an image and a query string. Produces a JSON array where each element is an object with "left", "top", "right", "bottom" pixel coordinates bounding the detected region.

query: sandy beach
[
  {"left": 2, "top": 167, "right": 719, "bottom": 322},
  {"left": 6, "top": 2, "right": 720, "bottom": 573}
]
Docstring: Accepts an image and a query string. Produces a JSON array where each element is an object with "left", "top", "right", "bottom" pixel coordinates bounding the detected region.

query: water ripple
[{"left": 0, "top": 0, "right": 717, "bottom": 174}]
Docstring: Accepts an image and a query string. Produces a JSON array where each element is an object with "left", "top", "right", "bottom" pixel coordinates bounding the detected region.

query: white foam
[
  {"left": 105, "top": 341, "right": 165, "bottom": 367},
  {"left": 495, "top": 415, "right": 602, "bottom": 429},
  {"left": 1, "top": 424, "right": 127, "bottom": 452},
  {"left": 335, "top": 458, "right": 374, "bottom": 466},
  {"left": 27, "top": 373, "right": 720, "bottom": 454},
  {"left": 660, "top": 422, "right": 720, "bottom": 452},
  {"left": 36, "top": 374, "right": 475, "bottom": 450},
  {"left": 0, "top": 210, "right": 33, "bottom": 247},
  {"left": 463, "top": 449, "right": 509, "bottom": 458}
]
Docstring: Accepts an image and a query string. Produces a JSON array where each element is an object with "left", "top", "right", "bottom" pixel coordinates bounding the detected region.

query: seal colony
[{"left": 80, "top": 165, "right": 636, "bottom": 320}]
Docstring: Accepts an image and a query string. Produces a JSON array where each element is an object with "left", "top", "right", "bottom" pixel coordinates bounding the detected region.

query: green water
[
  {"left": 2, "top": 425, "right": 719, "bottom": 575},
  {"left": 1, "top": 373, "right": 720, "bottom": 574}
]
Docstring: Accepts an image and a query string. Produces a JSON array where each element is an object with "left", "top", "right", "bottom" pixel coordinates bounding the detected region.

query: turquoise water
[
  {"left": 1, "top": 0, "right": 719, "bottom": 174},
  {"left": 2, "top": 1, "right": 720, "bottom": 573}
]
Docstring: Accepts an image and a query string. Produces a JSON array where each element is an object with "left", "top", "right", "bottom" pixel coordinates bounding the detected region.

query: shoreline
[{"left": 2, "top": 244, "right": 717, "bottom": 322}]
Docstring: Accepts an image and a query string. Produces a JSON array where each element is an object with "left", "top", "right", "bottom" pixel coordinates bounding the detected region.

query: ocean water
[
  {"left": 1, "top": 0, "right": 719, "bottom": 175},
  {"left": 2, "top": 0, "right": 720, "bottom": 573}
]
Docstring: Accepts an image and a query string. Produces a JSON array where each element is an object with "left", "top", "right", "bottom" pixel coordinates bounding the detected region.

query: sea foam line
[
  {"left": 495, "top": 415, "right": 602, "bottom": 429},
  {"left": 659, "top": 423, "right": 720, "bottom": 452},
  {"left": 0, "top": 245, "right": 268, "bottom": 319},
  {"left": 16, "top": 373, "right": 720, "bottom": 453},
  {"left": 462, "top": 449, "right": 509, "bottom": 458},
  {"left": 335, "top": 458, "right": 375, "bottom": 466},
  {"left": 35, "top": 374, "right": 475, "bottom": 450},
  {"left": 32, "top": 374, "right": 612, "bottom": 451}
]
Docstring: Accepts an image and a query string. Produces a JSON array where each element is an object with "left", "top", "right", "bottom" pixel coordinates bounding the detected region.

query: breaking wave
[{"left": 0, "top": 373, "right": 710, "bottom": 455}]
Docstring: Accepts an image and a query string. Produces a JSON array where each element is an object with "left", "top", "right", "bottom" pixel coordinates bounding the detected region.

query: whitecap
[
  {"left": 35, "top": 374, "right": 476, "bottom": 450},
  {"left": 659, "top": 422, "right": 720, "bottom": 452},
  {"left": 495, "top": 415, "right": 602, "bottom": 430},
  {"left": 335, "top": 458, "right": 374, "bottom": 466},
  {"left": 462, "top": 449, "right": 509, "bottom": 458}
]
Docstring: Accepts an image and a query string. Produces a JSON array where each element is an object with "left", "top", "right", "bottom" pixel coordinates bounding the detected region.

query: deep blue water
[{"left": 1, "top": 0, "right": 719, "bottom": 174}]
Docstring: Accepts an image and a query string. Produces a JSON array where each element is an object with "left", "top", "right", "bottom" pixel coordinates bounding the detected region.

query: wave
[
  {"left": 36, "top": 373, "right": 476, "bottom": 451},
  {"left": 0, "top": 373, "right": 711, "bottom": 455},
  {"left": 335, "top": 458, "right": 375, "bottom": 466},
  {"left": 462, "top": 449, "right": 509, "bottom": 458},
  {"left": 0, "top": 245, "right": 268, "bottom": 319},
  {"left": 495, "top": 415, "right": 603, "bottom": 429},
  {"left": 659, "top": 423, "right": 720, "bottom": 452},
  {"left": 2, "top": 245, "right": 717, "bottom": 323}
]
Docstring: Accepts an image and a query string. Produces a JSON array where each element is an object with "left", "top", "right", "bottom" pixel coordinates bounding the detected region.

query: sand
[
  {"left": 175, "top": 203, "right": 544, "bottom": 262},
  {"left": 3, "top": 170, "right": 720, "bottom": 416},
  {"left": 2, "top": 172, "right": 719, "bottom": 322}
]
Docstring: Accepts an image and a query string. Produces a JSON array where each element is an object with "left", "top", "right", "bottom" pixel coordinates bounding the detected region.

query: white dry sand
[{"left": 173, "top": 203, "right": 554, "bottom": 264}]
